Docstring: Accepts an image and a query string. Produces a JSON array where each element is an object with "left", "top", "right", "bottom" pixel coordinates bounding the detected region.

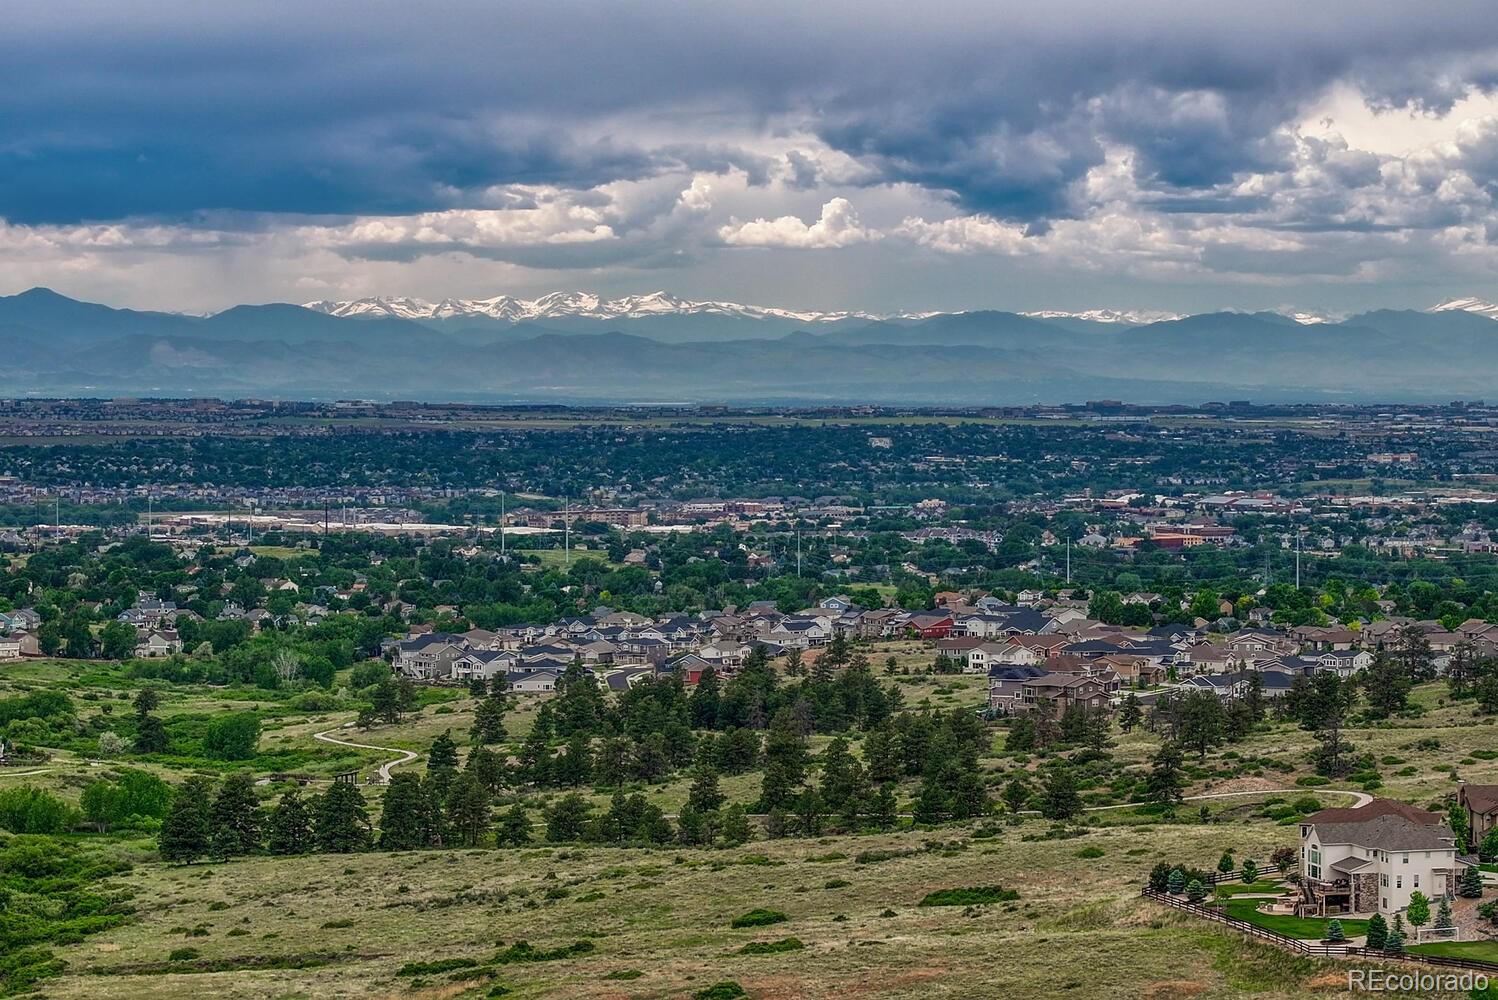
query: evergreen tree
[
  {"left": 470, "top": 687, "right": 509, "bottom": 744},
  {"left": 133, "top": 687, "right": 169, "bottom": 754},
  {"left": 1039, "top": 766, "right": 1081, "bottom": 821},
  {"left": 1365, "top": 912, "right": 1388, "bottom": 949},
  {"left": 1364, "top": 651, "right": 1412, "bottom": 718},
  {"left": 378, "top": 773, "right": 431, "bottom": 850},
  {"left": 1185, "top": 878, "right": 1206, "bottom": 903},
  {"left": 314, "top": 782, "right": 371, "bottom": 853},
  {"left": 689, "top": 666, "right": 722, "bottom": 728},
  {"left": 1004, "top": 715, "right": 1037, "bottom": 752},
  {"left": 720, "top": 802, "right": 753, "bottom": 844},
  {"left": 1167, "top": 868, "right": 1187, "bottom": 894},
  {"left": 1217, "top": 851, "right": 1236, "bottom": 876},
  {"left": 497, "top": 803, "right": 532, "bottom": 846},
  {"left": 446, "top": 773, "right": 492, "bottom": 847},
  {"left": 545, "top": 793, "right": 592, "bottom": 842},
  {"left": 1178, "top": 690, "right": 1226, "bottom": 759},
  {"left": 425, "top": 730, "right": 460, "bottom": 803},
  {"left": 912, "top": 774, "right": 949, "bottom": 824},
  {"left": 818, "top": 736, "right": 857, "bottom": 811},
  {"left": 1147, "top": 742, "right": 1186, "bottom": 806},
  {"left": 1385, "top": 914, "right": 1406, "bottom": 954},
  {"left": 1002, "top": 777, "right": 1030, "bottom": 814},
  {"left": 209, "top": 772, "right": 261, "bottom": 860},
  {"left": 1459, "top": 863, "right": 1485, "bottom": 897},
  {"left": 1434, "top": 896, "right": 1454, "bottom": 931},
  {"left": 465, "top": 746, "right": 508, "bottom": 793},
  {"left": 554, "top": 732, "right": 593, "bottom": 787},
  {"left": 949, "top": 770, "right": 990, "bottom": 820},
  {"left": 759, "top": 708, "right": 807, "bottom": 811},
  {"left": 266, "top": 788, "right": 314, "bottom": 855},
  {"left": 1324, "top": 918, "right": 1346, "bottom": 942},
  {"left": 1240, "top": 858, "right": 1258, "bottom": 884},
  {"left": 869, "top": 783, "right": 898, "bottom": 830},
  {"left": 1118, "top": 693, "right": 1143, "bottom": 733},
  {"left": 687, "top": 758, "right": 726, "bottom": 813},
  {"left": 863, "top": 723, "right": 901, "bottom": 783},
  {"left": 159, "top": 775, "right": 214, "bottom": 863},
  {"left": 518, "top": 724, "right": 553, "bottom": 787}
]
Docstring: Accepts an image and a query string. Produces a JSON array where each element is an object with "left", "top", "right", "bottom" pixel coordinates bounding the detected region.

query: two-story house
[{"left": 1298, "top": 798, "right": 1466, "bottom": 918}]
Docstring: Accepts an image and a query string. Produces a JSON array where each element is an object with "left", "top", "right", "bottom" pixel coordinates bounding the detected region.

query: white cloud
[
  {"left": 718, "top": 198, "right": 877, "bottom": 249},
  {"left": 895, "top": 215, "right": 1030, "bottom": 254}
]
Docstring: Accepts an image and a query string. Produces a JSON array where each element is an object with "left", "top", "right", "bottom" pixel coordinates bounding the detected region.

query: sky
[{"left": 6, "top": 1, "right": 1498, "bottom": 316}]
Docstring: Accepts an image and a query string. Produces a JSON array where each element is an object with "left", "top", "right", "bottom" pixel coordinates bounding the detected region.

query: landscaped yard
[
  {"left": 1407, "top": 940, "right": 1498, "bottom": 963},
  {"left": 1214, "top": 880, "right": 1287, "bottom": 898},
  {"left": 1215, "top": 898, "right": 1370, "bottom": 940}
]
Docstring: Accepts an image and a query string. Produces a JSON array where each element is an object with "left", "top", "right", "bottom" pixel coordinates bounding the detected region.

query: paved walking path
[{"left": 313, "top": 724, "right": 419, "bottom": 782}]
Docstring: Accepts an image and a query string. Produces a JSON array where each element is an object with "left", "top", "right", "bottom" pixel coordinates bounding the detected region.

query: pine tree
[
  {"left": 378, "top": 773, "right": 431, "bottom": 850},
  {"left": 1460, "top": 863, "right": 1485, "bottom": 897},
  {"left": 553, "top": 732, "right": 593, "bottom": 787},
  {"left": 1003, "top": 777, "right": 1030, "bottom": 814},
  {"left": 266, "top": 788, "right": 314, "bottom": 855},
  {"left": 545, "top": 793, "right": 592, "bottom": 842},
  {"left": 759, "top": 708, "right": 807, "bottom": 811},
  {"left": 446, "top": 773, "right": 492, "bottom": 847},
  {"left": 1385, "top": 913, "right": 1405, "bottom": 954},
  {"left": 1217, "top": 851, "right": 1236, "bottom": 876},
  {"left": 1167, "top": 868, "right": 1186, "bottom": 894},
  {"left": 1240, "top": 858, "right": 1259, "bottom": 884},
  {"left": 689, "top": 666, "right": 722, "bottom": 728},
  {"left": 1185, "top": 879, "right": 1207, "bottom": 903},
  {"left": 687, "top": 759, "right": 726, "bottom": 813},
  {"left": 133, "top": 688, "right": 169, "bottom": 754},
  {"left": 210, "top": 772, "right": 261, "bottom": 860},
  {"left": 863, "top": 724, "right": 901, "bottom": 784},
  {"left": 1147, "top": 742, "right": 1186, "bottom": 806},
  {"left": 912, "top": 774, "right": 948, "bottom": 825},
  {"left": 425, "top": 730, "right": 460, "bottom": 803},
  {"left": 818, "top": 736, "right": 856, "bottom": 810},
  {"left": 519, "top": 724, "right": 553, "bottom": 787},
  {"left": 465, "top": 746, "right": 508, "bottom": 793},
  {"left": 1324, "top": 918, "right": 1346, "bottom": 942},
  {"left": 497, "top": 803, "right": 532, "bottom": 846},
  {"left": 470, "top": 688, "right": 509, "bottom": 745},
  {"left": 720, "top": 802, "right": 753, "bottom": 844},
  {"left": 1039, "top": 767, "right": 1081, "bottom": 821},
  {"left": 1365, "top": 912, "right": 1388, "bottom": 949},
  {"left": 159, "top": 775, "right": 214, "bottom": 863},
  {"left": 1434, "top": 896, "right": 1454, "bottom": 931},
  {"left": 1118, "top": 693, "right": 1142, "bottom": 733},
  {"left": 314, "top": 782, "right": 371, "bottom": 853}
]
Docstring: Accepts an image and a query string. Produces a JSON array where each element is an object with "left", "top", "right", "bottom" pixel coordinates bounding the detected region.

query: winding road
[
  {"left": 1018, "top": 786, "right": 1373, "bottom": 817},
  {"left": 313, "top": 724, "right": 419, "bottom": 782}
]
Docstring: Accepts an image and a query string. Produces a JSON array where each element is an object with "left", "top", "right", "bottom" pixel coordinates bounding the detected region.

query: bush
[
  {"left": 168, "top": 947, "right": 200, "bottom": 962},
  {"left": 695, "top": 983, "right": 748, "bottom": 1000},
  {"left": 0, "top": 786, "right": 75, "bottom": 834},
  {"left": 919, "top": 886, "right": 1020, "bottom": 906},
  {"left": 1291, "top": 796, "right": 1321, "bottom": 814},
  {"left": 1076, "top": 846, "right": 1105, "bottom": 859},
  {"left": 730, "top": 909, "right": 788, "bottom": 928},
  {"left": 202, "top": 712, "right": 261, "bottom": 760},
  {"left": 738, "top": 937, "right": 804, "bottom": 954},
  {"left": 397, "top": 958, "right": 480, "bottom": 976}
]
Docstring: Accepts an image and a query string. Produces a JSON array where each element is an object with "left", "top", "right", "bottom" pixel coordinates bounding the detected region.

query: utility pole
[
  {"left": 796, "top": 528, "right": 802, "bottom": 578},
  {"left": 147, "top": 494, "right": 152, "bottom": 539},
  {"left": 324, "top": 500, "right": 329, "bottom": 535},
  {"left": 563, "top": 495, "right": 570, "bottom": 568},
  {"left": 500, "top": 490, "right": 506, "bottom": 555},
  {"left": 1066, "top": 537, "right": 1072, "bottom": 585}
]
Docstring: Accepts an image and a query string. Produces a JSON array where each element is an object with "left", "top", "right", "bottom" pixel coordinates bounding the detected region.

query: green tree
[
  {"left": 446, "top": 773, "right": 492, "bottom": 847},
  {"left": 159, "top": 776, "right": 214, "bottom": 863},
  {"left": 210, "top": 772, "right": 261, "bottom": 860},
  {"left": 545, "top": 793, "right": 592, "bottom": 842},
  {"left": 266, "top": 788, "right": 314, "bottom": 855},
  {"left": 1118, "top": 693, "right": 1143, "bottom": 733},
  {"left": 203, "top": 712, "right": 261, "bottom": 761},
  {"left": 1003, "top": 777, "right": 1030, "bottom": 815},
  {"left": 759, "top": 708, "right": 807, "bottom": 811},
  {"left": 1324, "top": 918, "right": 1346, "bottom": 942},
  {"left": 1364, "top": 912, "right": 1388, "bottom": 949},
  {"left": 314, "top": 782, "right": 371, "bottom": 853},
  {"left": 470, "top": 687, "right": 509, "bottom": 745},
  {"left": 1147, "top": 742, "right": 1186, "bottom": 806},
  {"left": 1217, "top": 851, "right": 1236, "bottom": 876},
  {"left": 1240, "top": 858, "right": 1258, "bottom": 884},
  {"left": 497, "top": 803, "right": 532, "bottom": 846},
  {"left": 1459, "top": 863, "right": 1485, "bottom": 897},
  {"left": 1185, "top": 878, "right": 1206, "bottom": 903},
  {"left": 1405, "top": 890, "right": 1430, "bottom": 929},
  {"left": 425, "top": 730, "right": 460, "bottom": 802},
  {"left": 1039, "top": 767, "right": 1080, "bottom": 821},
  {"left": 687, "top": 758, "right": 726, "bottom": 813},
  {"left": 377, "top": 773, "right": 432, "bottom": 850},
  {"left": 99, "top": 620, "right": 137, "bottom": 660}
]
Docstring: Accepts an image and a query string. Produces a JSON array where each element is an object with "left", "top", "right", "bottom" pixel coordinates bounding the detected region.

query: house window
[
  {"left": 1381, "top": 874, "right": 1389, "bottom": 887},
  {"left": 1396, "top": 876, "right": 1402, "bottom": 889},
  {"left": 1413, "top": 876, "right": 1419, "bottom": 888}
]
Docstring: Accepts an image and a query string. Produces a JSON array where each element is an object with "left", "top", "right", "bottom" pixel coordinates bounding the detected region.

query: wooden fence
[{"left": 1142, "top": 888, "right": 1498, "bottom": 971}]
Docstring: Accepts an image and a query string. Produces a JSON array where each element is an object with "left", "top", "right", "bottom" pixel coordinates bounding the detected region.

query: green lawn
[
  {"left": 1407, "top": 940, "right": 1498, "bottom": 963},
  {"left": 1214, "top": 880, "right": 1286, "bottom": 898},
  {"left": 1215, "top": 898, "right": 1369, "bottom": 940}
]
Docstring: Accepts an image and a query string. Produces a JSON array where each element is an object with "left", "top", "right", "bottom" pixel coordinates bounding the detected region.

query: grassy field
[{"left": 9, "top": 657, "right": 1498, "bottom": 998}]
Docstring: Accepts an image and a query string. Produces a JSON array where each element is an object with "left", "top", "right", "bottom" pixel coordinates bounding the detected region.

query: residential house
[
  {"left": 986, "top": 665, "right": 1050, "bottom": 713},
  {"left": 1458, "top": 784, "right": 1498, "bottom": 848},
  {"left": 450, "top": 649, "right": 520, "bottom": 682},
  {"left": 134, "top": 629, "right": 182, "bottom": 658},
  {"left": 1020, "top": 671, "right": 1117, "bottom": 717},
  {"left": 1298, "top": 798, "right": 1466, "bottom": 917},
  {"left": 393, "top": 632, "right": 469, "bottom": 679}
]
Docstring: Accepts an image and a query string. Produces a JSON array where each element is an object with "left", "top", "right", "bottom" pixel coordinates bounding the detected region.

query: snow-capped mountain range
[
  {"left": 305, "top": 291, "right": 916, "bottom": 325},
  {"left": 302, "top": 291, "right": 1498, "bottom": 327}
]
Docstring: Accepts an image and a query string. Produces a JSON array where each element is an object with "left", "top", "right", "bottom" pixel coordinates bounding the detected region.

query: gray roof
[{"left": 1311, "top": 814, "right": 1457, "bottom": 852}]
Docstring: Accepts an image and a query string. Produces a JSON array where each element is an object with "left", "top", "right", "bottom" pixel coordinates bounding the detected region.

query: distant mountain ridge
[{"left": 4, "top": 287, "right": 1498, "bottom": 404}]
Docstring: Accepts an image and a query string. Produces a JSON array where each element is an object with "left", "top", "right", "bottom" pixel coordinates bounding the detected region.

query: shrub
[
  {"left": 1075, "top": 846, "right": 1105, "bottom": 859},
  {"left": 738, "top": 937, "right": 804, "bottom": 955},
  {"left": 0, "top": 786, "right": 75, "bottom": 834},
  {"left": 202, "top": 712, "right": 261, "bottom": 760},
  {"left": 1291, "top": 796, "right": 1321, "bottom": 814},
  {"left": 731, "top": 909, "right": 788, "bottom": 928},
  {"left": 695, "top": 983, "right": 748, "bottom": 1000},
  {"left": 168, "top": 947, "right": 200, "bottom": 962},
  {"left": 1185, "top": 879, "right": 1207, "bottom": 904},
  {"left": 919, "top": 886, "right": 1020, "bottom": 906},
  {"left": 398, "top": 958, "right": 480, "bottom": 976}
]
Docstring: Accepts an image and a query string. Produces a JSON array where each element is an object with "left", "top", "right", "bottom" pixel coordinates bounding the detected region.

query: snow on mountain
[
  {"left": 1020, "top": 308, "right": 1182, "bottom": 325},
  {"left": 1430, "top": 297, "right": 1498, "bottom": 321},
  {"left": 303, "top": 291, "right": 899, "bottom": 324}
]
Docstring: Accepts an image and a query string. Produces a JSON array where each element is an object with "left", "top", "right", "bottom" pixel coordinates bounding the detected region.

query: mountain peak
[
  {"left": 1430, "top": 297, "right": 1498, "bottom": 320},
  {"left": 303, "top": 292, "right": 901, "bottom": 325}
]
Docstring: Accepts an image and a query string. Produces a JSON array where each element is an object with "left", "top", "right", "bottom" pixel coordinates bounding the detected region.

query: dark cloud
[{"left": 4, "top": 1, "right": 1498, "bottom": 227}]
